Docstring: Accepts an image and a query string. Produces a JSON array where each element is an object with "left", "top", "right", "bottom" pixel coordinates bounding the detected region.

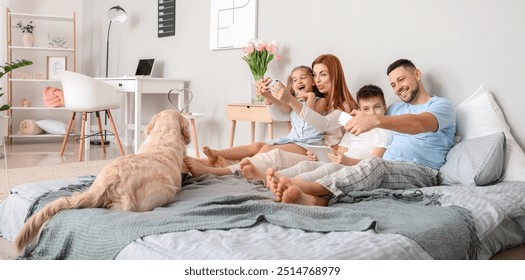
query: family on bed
[{"left": 184, "top": 56, "right": 456, "bottom": 207}]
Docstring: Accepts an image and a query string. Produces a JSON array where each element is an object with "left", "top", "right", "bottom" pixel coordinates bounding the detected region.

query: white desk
[{"left": 97, "top": 77, "right": 189, "bottom": 154}]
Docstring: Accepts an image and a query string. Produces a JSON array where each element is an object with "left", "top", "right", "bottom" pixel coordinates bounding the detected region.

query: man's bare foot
[
  {"left": 239, "top": 159, "right": 265, "bottom": 181},
  {"left": 278, "top": 177, "right": 328, "bottom": 206}
]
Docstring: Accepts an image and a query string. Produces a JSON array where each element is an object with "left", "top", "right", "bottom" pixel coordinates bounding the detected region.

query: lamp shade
[{"left": 107, "top": 5, "right": 127, "bottom": 22}]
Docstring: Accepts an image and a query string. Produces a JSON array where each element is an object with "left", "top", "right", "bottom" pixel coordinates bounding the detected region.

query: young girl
[{"left": 185, "top": 66, "right": 327, "bottom": 176}]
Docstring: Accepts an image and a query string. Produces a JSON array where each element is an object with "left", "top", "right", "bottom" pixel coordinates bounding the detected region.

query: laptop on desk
[{"left": 135, "top": 59, "right": 156, "bottom": 77}]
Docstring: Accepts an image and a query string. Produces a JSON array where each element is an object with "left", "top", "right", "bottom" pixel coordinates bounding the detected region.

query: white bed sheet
[{"left": 1, "top": 178, "right": 524, "bottom": 259}]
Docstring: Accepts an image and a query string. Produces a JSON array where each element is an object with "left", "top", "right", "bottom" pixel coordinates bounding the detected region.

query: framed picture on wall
[
  {"left": 209, "top": 0, "right": 258, "bottom": 50},
  {"left": 47, "top": 56, "right": 67, "bottom": 80}
]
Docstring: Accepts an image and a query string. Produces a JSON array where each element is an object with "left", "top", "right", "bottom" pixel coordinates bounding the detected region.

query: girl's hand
[
  {"left": 256, "top": 77, "right": 272, "bottom": 95},
  {"left": 295, "top": 91, "right": 314, "bottom": 101},
  {"left": 306, "top": 151, "right": 317, "bottom": 161},
  {"left": 256, "top": 77, "right": 275, "bottom": 103},
  {"left": 273, "top": 82, "right": 294, "bottom": 105}
]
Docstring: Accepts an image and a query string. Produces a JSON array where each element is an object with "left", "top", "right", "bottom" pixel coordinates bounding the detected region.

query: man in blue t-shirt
[{"left": 269, "top": 59, "right": 456, "bottom": 206}]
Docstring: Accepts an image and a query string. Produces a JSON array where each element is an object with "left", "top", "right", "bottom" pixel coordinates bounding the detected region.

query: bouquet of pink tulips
[{"left": 242, "top": 39, "right": 282, "bottom": 80}]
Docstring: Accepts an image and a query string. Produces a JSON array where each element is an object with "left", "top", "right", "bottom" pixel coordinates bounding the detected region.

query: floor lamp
[
  {"left": 92, "top": 5, "right": 127, "bottom": 146},
  {"left": 105, "top": 5, "right": 127, "bottom": 77}
]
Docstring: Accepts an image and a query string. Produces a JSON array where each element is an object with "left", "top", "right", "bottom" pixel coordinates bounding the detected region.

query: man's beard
[{"left": 404, "top": 84, "right": 419, "bottom": 103}]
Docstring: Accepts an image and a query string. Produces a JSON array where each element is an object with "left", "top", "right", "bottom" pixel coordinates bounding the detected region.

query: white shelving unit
[{"left": 5, "top": 8, "right": 76, "bottom": 142}]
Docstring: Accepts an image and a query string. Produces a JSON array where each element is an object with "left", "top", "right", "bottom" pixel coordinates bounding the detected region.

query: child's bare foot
[
  {"left": 214, "top": 155, "right": 231, "bottom": 167},
  {"left": 203, "top": 146, "right": 220, "bottom": 165},
  {"left": 184, "top": 156, "right": 232, "bottom": 177},
  {"left": 266, "top": 168, "right": 280, "bottom": 191},
  {"left": 278, "top": 177, "right": 327, "bottom": 206},
  {"left": 184, "top": 157, "right": 209, "bottom": 177},
  {"left": 239, "top": 159, "right": 265, "bottom": 181}
]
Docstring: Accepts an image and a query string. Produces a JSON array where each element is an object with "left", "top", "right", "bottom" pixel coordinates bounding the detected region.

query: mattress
[{"left": 1, "top": 176, "right": 524, "bottom": 260}]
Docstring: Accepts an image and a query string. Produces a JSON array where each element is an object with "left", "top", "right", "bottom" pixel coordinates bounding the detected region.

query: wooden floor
[{"left": 0, "top": 139, "right": 127, "bottom": 170}]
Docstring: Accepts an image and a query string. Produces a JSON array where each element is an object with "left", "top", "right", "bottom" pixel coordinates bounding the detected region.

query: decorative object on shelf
[
  {"left": 48, "top": 34, "right": 67, "bottom": 48},
  {"left": 46, "top": 56, "right": 67, "bottom": 80},
  {"left": 0, "top": 59, "right": 33, "bottom": 111},
  {"left": 19, "top": 119, "right": 43, "bottom": 135},
  {"left": 106, "top": 5, "right": 127, "bottom": 78},
  {"left": 13, "top": 20, "right": 35, "bottom": 47},
  {"left": 20, "top": 98, "right": 31, "bottom": 107},
  {"left": 22, "top": 33, "right": 34, "bottom": 47},
  {"left": 13, "top": 72, "right": 44, "bottom": 79},
  {"left": 158, "top": 0, "right": 176, "bottom": 37},
  {"left": 242, "top": 39, "right": 282, "bottom": 103},
  {"left": 42, "top": 86, "right": 64, "bottom": 107}
]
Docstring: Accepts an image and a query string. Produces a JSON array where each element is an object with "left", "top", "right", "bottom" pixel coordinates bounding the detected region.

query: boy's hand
[{"left": 328, "top": 149, "right": 347, "bottom": 164}]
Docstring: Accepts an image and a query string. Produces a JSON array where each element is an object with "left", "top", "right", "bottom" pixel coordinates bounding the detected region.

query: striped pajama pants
[{"left": 316, "top": 157, "right": 439, "bottom": 205}]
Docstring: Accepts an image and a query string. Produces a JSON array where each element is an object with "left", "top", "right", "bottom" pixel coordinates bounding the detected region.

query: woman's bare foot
[
  {"left": 239, "top": 159, "right": 266, "bottom": 181},
  {"left": 184, "top": 156, "right": 232, "bottom": 177},
  {"left": 277, "top": 177, "right": 328, "bottom": 206}
]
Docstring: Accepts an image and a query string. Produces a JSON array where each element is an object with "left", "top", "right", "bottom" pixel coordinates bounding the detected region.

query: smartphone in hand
[{"left": 337, "top": 112, "right": 352, "bottom": 126}]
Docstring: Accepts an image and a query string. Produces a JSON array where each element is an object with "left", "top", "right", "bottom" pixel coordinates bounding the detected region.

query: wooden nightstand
[{"left": 227, "top": 103, "right": 287, "bottom": 147}]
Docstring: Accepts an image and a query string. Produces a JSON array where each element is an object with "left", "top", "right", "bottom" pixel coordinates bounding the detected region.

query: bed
[{"left": 1, "top": 85, "right": 525, "bottom": 260}]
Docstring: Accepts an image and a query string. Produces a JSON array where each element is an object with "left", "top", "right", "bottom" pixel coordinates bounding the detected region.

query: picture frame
[
  {"left": 47, "top": 56, "right": 67, "bottom": 80},
  {"left": 209, "top": 0, "right": 258, "bottom": 50}
]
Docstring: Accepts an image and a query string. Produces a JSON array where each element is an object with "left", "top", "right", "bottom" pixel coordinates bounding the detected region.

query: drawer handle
[{"left": 118, "top": 83, "right": 123, "bottom": 87}]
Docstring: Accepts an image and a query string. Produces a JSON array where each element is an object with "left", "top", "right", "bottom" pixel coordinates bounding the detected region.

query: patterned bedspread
[{"left": 18, "top": 173, "right": 478, "bottom": 260}]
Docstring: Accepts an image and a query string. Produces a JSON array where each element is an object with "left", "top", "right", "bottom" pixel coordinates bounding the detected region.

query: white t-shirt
[{"left": 339, "top": 128, "right": 392, "bottom": 159}]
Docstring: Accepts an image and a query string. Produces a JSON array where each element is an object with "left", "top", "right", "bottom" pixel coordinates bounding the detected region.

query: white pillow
[
  {"left": 455, "top": 85, "right": 525, "bottom": 181},
  {"left": 35, "top": 119, "right": 68, "bottom": 135}
]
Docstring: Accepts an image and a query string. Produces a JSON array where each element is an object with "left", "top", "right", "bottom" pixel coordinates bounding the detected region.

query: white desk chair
[{"left": 58, "top": 71, "right": 125, "bottom": 161}]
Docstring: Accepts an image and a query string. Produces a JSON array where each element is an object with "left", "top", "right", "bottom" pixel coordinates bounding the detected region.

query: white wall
[{"left": 4, "top": 0, "right": 525, "bottom": 151}]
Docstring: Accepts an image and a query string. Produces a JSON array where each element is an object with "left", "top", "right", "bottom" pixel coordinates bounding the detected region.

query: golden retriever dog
[{"left": 14, "top": 109, "right": 191, "bottom": 254}]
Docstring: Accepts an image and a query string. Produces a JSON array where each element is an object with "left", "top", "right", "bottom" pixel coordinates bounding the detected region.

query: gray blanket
[{"left": 23, "top": 173, "right": 479, "bottom": 260}]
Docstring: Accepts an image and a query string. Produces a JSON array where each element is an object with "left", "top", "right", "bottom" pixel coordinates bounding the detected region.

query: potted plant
[
  {"left": 13, "top": 20, "right": 35, "bottom": 47},
  {"left": 0, "top": 59, "right": 33, "bottom": 111}
]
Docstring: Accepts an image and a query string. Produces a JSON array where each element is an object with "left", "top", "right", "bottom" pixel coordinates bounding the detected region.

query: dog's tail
[{"left": 14, "top": 187, "right": 106, "bottom": 254}]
